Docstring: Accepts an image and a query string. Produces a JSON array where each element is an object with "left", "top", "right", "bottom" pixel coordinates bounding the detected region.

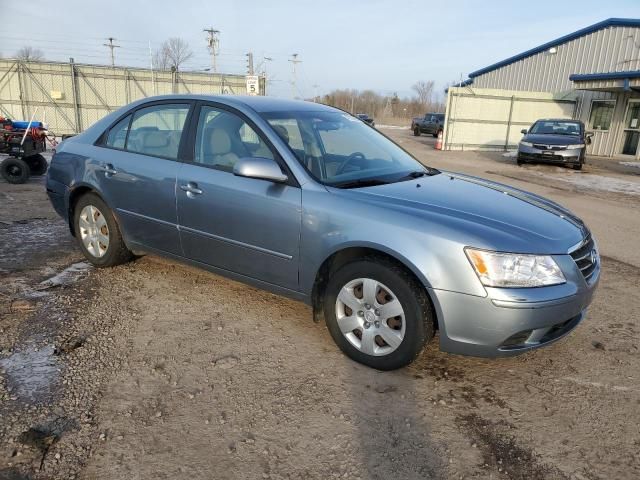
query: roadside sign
[{"left": 246, "top": 75, "right": 259, "bottom": 96}]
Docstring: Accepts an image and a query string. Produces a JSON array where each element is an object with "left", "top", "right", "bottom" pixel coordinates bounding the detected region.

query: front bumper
[
  {"left": 431, "top": 254, "right": 599, "bottom": 357},
  {"left": 518, "top": 145, "right": 584, "bottom": 164}
]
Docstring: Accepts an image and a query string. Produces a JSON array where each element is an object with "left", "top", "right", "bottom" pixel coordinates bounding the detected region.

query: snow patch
[
  {"left": 376, "top": 124, "right": 407, "bottom": 130},
  {"left": 619, "top": 161, "right": 640, "bottom": 169},
  {"left": 530, "top": 171, "right": 640, "bottom": 196},
  {"left": 39, "top": 262, "right": 92, "bottom": 288}
]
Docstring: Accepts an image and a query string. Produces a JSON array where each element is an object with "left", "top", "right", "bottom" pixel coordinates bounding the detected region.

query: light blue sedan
[{"left": 46, "top": 95, "right": 599, "bottom": 370}]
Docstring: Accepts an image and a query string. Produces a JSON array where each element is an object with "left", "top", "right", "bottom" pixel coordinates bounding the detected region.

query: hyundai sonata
[{"left": 46, "top": 96, "right": 599, "bottom": 370}]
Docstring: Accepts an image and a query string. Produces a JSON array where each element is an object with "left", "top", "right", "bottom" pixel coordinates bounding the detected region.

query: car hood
[
  {"left": 330, "top": 172, "right": 586, "bottom": 253},
  {"left": 522, "top": 133, "right": 583, "bottom": 145}
]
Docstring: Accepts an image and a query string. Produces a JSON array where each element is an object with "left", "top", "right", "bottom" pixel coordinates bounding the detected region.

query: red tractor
[{"left": 0, "top": 116, "right": 50, "bottom": 184}]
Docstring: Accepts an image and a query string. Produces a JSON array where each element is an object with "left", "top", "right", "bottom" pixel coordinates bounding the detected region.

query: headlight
[
  {"left": 567, "top": 144, "right": 585, "bottom": 149},
  {"left": 465, "top": 248, "right": 566, "bottom": 288},
  {"left": 519, "top": 141, "right": 534, "bottom": 147}
]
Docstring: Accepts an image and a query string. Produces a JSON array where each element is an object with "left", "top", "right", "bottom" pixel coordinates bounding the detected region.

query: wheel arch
[
  {"left": 66, "top": 184, "right": 119, "bottom": 238},
  {"left": 309, "top": 244, "right": 438, "bottom": 332}
]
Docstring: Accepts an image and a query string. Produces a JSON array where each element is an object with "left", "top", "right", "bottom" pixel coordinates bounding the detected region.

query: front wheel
[
  {"left": 73, "top": 193, "right": 133, "bottom": 267},
  {"left": 324, "top": 259, "right": 434, "bottom": 370},
  {"left": 572, "top": 163, "right": 583, "bottom": 170},
  {"left": 413, "top": 127, "right": 420, "bottom": 137}
]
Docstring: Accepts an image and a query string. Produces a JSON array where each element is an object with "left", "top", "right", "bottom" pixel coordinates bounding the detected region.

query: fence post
[
  {"left": 171, "top": 67, "right": 177, "bottom": 94},
  {"left": 443, "top": 89, "right": 454, "bottom": 151},
  {"left": 16, "top": 62, "right": 26, "bottom": 119},
  {"left": 504, "top": 95, "right": 515, "bottom": 151},
  {"left": 69, "top": 58, "right": 81, "bottom": 133},
  {"left": 125, "top": 69, "right": 131, "bottom": 104}
]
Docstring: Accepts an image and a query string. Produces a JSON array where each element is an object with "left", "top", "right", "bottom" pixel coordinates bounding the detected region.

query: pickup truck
[{"left": 411, "top": 113, "right": 444, "bottom": 137}]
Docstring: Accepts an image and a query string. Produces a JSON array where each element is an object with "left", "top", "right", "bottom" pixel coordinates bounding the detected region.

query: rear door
[
  {"left": 176, "top": 103, "right": 302, "bottom": 290},
  {"left": 92, "top": 102, "right": 193, "bottom": 255}
]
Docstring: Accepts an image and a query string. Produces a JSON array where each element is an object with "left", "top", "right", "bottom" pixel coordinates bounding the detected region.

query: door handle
[
  {"left": 99, "top": 163, "right": 117, "bottom": 177},
  {"left": 180, "top": 181, "right": 203, "bottom": 197}
]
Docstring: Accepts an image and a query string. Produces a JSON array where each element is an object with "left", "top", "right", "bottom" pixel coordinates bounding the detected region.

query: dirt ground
[{"left": 0, "top": 133, "right": 639, "bottom": 480}]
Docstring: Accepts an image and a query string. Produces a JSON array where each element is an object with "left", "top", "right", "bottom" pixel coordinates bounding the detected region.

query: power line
[{"left": 103, "top": 37, "right": 121, "bottom": 67}]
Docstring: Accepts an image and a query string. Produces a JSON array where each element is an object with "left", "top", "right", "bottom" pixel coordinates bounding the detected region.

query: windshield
[
  {"left": 261, "top": 110, "right": 435, "bottom": 187},
  {"left": 529, "top": 120, "right": 581, "bottom": 136}
]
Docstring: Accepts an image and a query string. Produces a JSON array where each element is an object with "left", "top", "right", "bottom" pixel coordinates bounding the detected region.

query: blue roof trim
[
  {"left": 468, "top": 18, "right": 640, "bottom": 79},
  {"left": 569, "top": 70, "right": 640, "bottom": 81},
  {"left": 444, "top": 78, "right": 473, "bottom": 93}
]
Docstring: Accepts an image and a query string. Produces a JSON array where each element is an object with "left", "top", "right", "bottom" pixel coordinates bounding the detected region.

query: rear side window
[
  {"left": 126, "top": 104, "right": 190, "bottom": 159},
  {"left": 105, "top": 115, "right": 131, "bottom": 149}
]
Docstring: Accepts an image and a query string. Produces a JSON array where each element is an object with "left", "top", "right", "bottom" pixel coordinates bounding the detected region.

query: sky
[{"left": 1, "top": 0, "right": 639, "bottom": 99}]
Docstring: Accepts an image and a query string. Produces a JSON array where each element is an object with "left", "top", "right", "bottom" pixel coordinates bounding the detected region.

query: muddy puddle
[
  {"left": 0, "top": 345, "right": 59, "bottom": 403},
  {"left": 0, "top": 219, "right": 75, "bottom": 273}
]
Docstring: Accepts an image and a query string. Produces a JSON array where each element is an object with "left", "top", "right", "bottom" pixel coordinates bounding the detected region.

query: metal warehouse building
[{"left": 445, "top": 18, "right": 640, "bottom": 159}]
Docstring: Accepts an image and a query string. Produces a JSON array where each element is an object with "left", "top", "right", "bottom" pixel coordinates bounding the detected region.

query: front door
[
  {"left": 176, "top": 104, "right": 301, "bottom": 291},
  {"left": 92, "top": 102, "right": 192, "bottom": 255},
  {"left": 621, "top": 100, "right": 640, "bottom": 157}
]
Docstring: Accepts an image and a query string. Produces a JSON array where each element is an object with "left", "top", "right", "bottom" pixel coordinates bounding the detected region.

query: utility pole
[
  {"left": 203, "top": 27, "right": 220, "bottom": 73},
  {"left": 288, "top": 53, "right": 301, "bottom": 99},
  {"left": 246, "top": 52, "right": 254, "bottom": 75},
  {"left": 103, "top": 37, "right": 120, "bottom": 67},
  {"left": 312, "top": 84, "right": 319, "bottom": 102}
]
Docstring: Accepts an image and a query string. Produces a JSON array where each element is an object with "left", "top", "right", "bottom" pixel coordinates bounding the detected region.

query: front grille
[
  {"left": 533, "top": 144, "right": 567, "bottom": 151},
  {"left": 569, "top": 232, "right": 597, "bottom": 281}
]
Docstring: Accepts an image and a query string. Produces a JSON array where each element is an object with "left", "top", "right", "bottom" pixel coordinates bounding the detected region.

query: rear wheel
[
  {"left": 0, "top": 158, "right": 30, "bottom": 184},
  {"left": 25, "top": 154, "right": 48, "bottom": 176},
  {"left": 73, "top": 193, "right": 133, "bottom": 267},
  {"left": 324, "top": 258, "right": 434, "bottom": 370}
]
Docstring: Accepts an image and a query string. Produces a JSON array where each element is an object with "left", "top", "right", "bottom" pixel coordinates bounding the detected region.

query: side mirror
[
  {"left": 585, "top": 132, "right": 594, "bottom": 145},
  {"left": 233, "top": 157, "right": 288, "bottom": 183},
  {"left": 520, "top": 129, "right": 528, "bottom": 134}
]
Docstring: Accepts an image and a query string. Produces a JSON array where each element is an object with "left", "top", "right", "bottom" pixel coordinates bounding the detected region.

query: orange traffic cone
[{"left": 435, "top": 130, "right": 443, "bottom": 150}]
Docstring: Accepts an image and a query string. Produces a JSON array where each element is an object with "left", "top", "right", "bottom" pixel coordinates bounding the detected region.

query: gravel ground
[{"left": 0, "top": 141, "right": 639, "bottom": 480}]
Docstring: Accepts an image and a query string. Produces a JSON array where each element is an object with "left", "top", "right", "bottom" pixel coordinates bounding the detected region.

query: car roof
[
  {"left": 536, "top": 118, "right": 583, "bottom": 123},
  {"left": 132, "top": 94, "right": 338, "bottom": 113}
]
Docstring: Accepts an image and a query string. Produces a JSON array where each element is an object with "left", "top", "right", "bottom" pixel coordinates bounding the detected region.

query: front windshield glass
[
  {"left": 530, "top": 120, "right": 582, "bottom": 136},
  {"left": 261, "top": 110, "right": 435, "bottom": 187}
]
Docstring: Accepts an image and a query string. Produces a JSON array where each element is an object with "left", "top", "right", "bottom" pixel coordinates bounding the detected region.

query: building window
[{"left": 589, "top": 101, "right": 615, "bottom": 131}]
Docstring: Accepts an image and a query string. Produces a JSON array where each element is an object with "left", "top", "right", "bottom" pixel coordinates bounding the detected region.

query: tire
[
  {"left": 25, "top": 154, "right": 48, "bottom": 176},
  {"left": 572, "top": 163, "right": 583, "bottom": 171},
  {"left": 73, "top": 193, "right": 133, "bottom": 268},
  {"left": 0, "top": 158, "right": 30, "bottom": 184},
  {"left": 323, "top": 257, "right": 435, "bottom": 370},
  {"left": 413, "top": 127, "right": 420, "bottom": 137}
]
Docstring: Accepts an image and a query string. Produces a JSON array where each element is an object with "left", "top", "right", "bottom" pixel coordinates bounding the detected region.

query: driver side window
[{"left": 194, "top": 106, "right": 274, "bottom": 171}]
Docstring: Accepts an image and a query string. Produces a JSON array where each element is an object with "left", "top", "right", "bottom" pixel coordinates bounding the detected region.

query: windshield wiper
[
  {"left": 331, "top": 178, "right": 391, "bottom": 189},
  {"left": 394, "top": 169, "right": 437, "bottom": 182}
]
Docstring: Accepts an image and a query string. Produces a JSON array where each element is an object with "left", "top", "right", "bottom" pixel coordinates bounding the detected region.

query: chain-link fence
[{"left": 0, "top": 59, "right": 257, "bottom": 135}]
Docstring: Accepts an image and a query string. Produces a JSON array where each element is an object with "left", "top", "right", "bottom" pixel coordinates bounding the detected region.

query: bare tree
[
  {"left": 154, "top": 38, "right": 193, "bottom": 71},
  {"left": 412, "top": 80, "right": 435, "bottom": 107},
  {"left": 16, "top": 46, "right": 44, "bottom": 62}
]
